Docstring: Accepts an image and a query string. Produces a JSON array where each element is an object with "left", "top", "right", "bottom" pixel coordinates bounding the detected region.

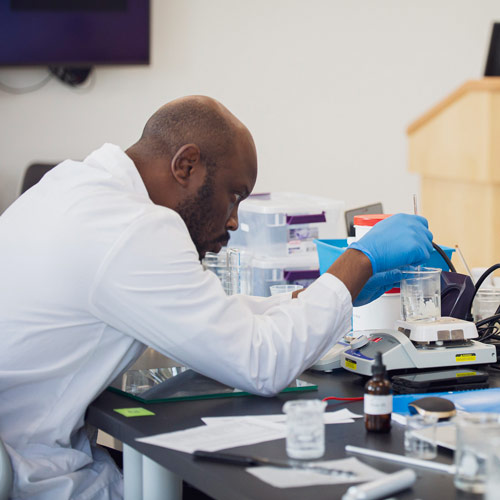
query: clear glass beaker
[
  {"left": 202, "top": 248, "right": 252, "bottom": 295},
  {"left": 454, "top": 413, "right": 500, "bottom": 494},
  {"left": 472, "top": 288, "right": 500, "bottom": 322},
  {"left": 282, "top": 399, "right": 327, "bottom": 459},
  {"left": 400, "top": 267, "right": 441, "bottom": 322},
  {"left": 404, "top": 414, "right": 438, "bottom": 459}
]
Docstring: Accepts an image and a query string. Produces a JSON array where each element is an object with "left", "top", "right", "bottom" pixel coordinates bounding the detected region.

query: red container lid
[{"left": 353, "top": 214, "right": 393, "bottom": 227}]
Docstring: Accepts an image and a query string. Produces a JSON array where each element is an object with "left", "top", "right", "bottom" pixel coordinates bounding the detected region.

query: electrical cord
[
  {"left": 432, "top": 242, "right": 456, "bottom": 273},
  {"left": 473, "top": 264, "right": 500, "bottom": 294},
  {"left": 0, "top": 71, "right": 53, "bottom": 94},
  {"left": 476, "top": 312, "right": 500, "bottom": 343},
  {"left": 476, "top": 313, "right": 500, "bottom": 329}
]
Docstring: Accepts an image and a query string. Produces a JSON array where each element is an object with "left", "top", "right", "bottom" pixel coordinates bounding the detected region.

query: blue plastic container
[{"left": 314, "top": 239, "right": 455, "bottom": 275}]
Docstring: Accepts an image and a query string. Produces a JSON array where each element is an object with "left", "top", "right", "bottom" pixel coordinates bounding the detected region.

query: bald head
[
  {"left": 137, "top": 95, "right": 249, "bottom": 168},
  {"left": 126, "top": 95, "right": 258, "bottom": 258}
]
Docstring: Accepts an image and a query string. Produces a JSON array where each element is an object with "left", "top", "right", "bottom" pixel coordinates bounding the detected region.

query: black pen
[{"left": 193, "top": 450, "right": 357, "bottom": 478}]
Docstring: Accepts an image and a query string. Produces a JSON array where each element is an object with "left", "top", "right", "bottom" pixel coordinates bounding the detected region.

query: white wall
[{"left": 1, "top": 0, "right": 499, "bottom": 218}]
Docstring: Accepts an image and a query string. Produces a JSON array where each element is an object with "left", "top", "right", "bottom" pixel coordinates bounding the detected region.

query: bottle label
[{"left": 364, "top": 394, "right": 393, "bottom": 415}]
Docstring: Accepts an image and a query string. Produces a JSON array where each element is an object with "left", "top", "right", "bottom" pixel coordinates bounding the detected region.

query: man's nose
[{"left": 226, "top": 207, "right": 239, "bottom": 231}]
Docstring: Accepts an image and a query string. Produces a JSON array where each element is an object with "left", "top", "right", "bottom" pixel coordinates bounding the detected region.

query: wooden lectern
[{"left": 407, "top": 78, "right": 500, "bottom": 273}]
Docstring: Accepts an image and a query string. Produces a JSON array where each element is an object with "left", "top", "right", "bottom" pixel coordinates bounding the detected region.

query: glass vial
[{"left": 364, "top": 352, "right": 392, "bottom": 433}]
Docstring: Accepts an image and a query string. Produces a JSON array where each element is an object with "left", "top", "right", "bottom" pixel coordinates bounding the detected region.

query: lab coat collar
[{"left": 84, "top": 143, "right": 150, "bottom": 201}]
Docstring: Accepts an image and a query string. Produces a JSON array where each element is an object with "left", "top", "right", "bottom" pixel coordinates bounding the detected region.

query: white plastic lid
[{"left": 238, "top": 192, "right": 343, "bottom": 215}]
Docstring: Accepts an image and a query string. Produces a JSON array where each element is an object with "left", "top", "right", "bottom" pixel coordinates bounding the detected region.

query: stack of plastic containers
[{"left": 229, "top": 192, "right": 345, "bottom": 296}]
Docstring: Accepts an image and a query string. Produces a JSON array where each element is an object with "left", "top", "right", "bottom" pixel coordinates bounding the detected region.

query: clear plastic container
[{"left": 231, "top": 192, "right": 345, "bottom": 257}]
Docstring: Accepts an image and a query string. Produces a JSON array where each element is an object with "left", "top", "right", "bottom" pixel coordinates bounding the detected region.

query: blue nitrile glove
[
  {"left": 348, "top": 213, "right": 433, "bottom": 274},
  {"left": 353, "top": 269, "right": 402, "bottom": 307}
]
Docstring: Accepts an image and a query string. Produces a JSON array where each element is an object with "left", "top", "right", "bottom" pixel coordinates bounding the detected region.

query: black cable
[
  {"left": 0, "top": 71, "right": 53, "bottom": 94},
  {"left": 432, "top": 242, "right": 456, "bottom": 273},
  {"left": 476, "top": 313, "right": 500, "bottom": 329},
  {"left": 475, "top": 311, "right": 500, "bottom": 343},
  {"left": 474, "top": 264, "right": 500, "bottom": 293}
]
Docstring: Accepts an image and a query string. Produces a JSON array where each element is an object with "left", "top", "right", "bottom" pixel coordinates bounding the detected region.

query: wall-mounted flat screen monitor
[{"left": 0, "top": 0, "right": 150, "bottom": 66}]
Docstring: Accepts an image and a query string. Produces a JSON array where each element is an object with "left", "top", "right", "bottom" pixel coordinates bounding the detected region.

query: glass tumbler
[
  {"left": 282, "top": 399, "right": 327, "bottom": 459},
  {"left": 202, "top": 248, "right": 252, "bottom": 295},
  {"left": 472, "top": 288, "right": 500, "bottom": 322},
  {"left": 400, "top": 267, "right": 442, "bottom": 322},
  {"left": 454, "top": 413, "right": 500, "bottom": 494},
  {"left": 404, "top": 414, "right": 438, "bottom": 459}
]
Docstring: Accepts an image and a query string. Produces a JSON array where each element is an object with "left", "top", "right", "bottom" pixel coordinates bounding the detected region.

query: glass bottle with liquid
[{"left": 364, "top": 352, "right": 392, "bottom": 433}]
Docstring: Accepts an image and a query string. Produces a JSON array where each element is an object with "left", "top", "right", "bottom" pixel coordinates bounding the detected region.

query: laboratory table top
[{"left": 87, "top": 366, "right": 500, "bottom": 500}]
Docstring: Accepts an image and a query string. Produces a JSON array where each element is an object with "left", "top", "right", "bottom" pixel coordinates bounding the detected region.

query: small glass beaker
[
  {"left": 454, "top": 413, "right": 500, "bottom": 494},
  {"left": 123, "top": 370, "right": 151, "bottom": 395},
  {"left": 404, "top": 414, "right": 438, "bottom": 459},
  {"left": 282, "top": 399, "right": 327, "bottom": 459},
  {"left": 269, "top": 284, "right": 303, "bottom": 296},
  {"left": 472, "top": 288, "right": 500, "bottom": 322},
  {"left": 400, "top": 267, "right": 441, "bottom": 322},
  {"left": 202, "top": 250, "right": 228, "bottom": 281},
  {"left": 202, "top": 248, "right": 252, "bottom": 295}
]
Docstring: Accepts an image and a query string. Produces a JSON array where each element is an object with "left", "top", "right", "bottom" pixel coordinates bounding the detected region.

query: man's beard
[{"left": 175, "top": 173, "right": 229, "bottom": 260}]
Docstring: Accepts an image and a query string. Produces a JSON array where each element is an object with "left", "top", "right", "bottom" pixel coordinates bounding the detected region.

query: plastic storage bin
[
  {"left": 251, "top": 253, "right": 320, "bottom": 297},
  {"left": 314, "top": 239, "right": 455, "bottom": 274},
  {"left": 231, "top": 192, "right": 345, "bottom": 258}
]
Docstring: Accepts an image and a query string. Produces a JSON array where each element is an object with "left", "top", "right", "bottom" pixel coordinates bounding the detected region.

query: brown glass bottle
[{"left": 364, "top": 352, "right": 392, "bottom": 433}]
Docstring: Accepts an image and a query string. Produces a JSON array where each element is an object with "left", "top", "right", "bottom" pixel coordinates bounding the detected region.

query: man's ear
[{"left": 171, "top": 144, "right": 202, "bottom": 187}]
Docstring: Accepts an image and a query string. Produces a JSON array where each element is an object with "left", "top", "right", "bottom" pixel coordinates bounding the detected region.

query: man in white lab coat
[{"left": 0, "top": 96, "right": 433, "bottom": 499}]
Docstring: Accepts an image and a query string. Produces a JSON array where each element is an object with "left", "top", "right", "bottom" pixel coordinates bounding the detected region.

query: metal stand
[{"left": 123, "top": 444, "right": 182, "bottom": 500}]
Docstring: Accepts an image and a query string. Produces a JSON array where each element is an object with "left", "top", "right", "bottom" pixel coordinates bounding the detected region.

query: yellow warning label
[
  {"left": 345, "top": 359, "right": 357, "bottom": 370},
  {"left": 456, "top": 372, "right": 476, "bottom": 377},
  {"left": 455, "top": 353, "right": 476, "bottom": 363}
]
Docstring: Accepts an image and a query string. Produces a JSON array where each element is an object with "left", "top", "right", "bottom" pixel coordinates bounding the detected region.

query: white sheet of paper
[
  {"left": 135, "top": 418, "right": 286, "bottom": 454},
  {"left": 136, "top": 409, "right": 363, "bottom": 455},
  {"left": 201, "top": 408, "right": 362, "bottom": 426},
  {"left": 247, "top": 456, "right": 386, "bottom": 488}
]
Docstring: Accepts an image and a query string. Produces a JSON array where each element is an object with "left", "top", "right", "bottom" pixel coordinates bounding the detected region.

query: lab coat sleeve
[{"left": 88, "top": 210, "right": 352, "bottom": 396}]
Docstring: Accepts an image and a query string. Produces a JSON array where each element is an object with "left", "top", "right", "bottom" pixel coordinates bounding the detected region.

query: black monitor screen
[
  {"left": 485, "top": 22, "right": 500, "bottom": 76},
  {"left": 0, "top": 0, "right": 150, "bottom": 66}
]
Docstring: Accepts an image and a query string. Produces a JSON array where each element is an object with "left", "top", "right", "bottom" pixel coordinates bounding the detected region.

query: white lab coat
[{"left": 0, "top": 144, "right": 352, "bottom": 499}]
